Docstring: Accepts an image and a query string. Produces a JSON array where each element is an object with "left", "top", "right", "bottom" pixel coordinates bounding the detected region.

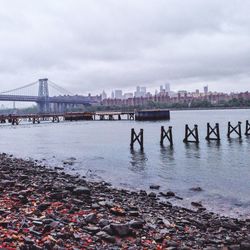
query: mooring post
[
  {"left": 205, "top": 122, "right": 220, "bottom": 141},
  {"left": 183, "top": 124, "right": 199, "bottom": 143},
  {"left": 130, "top": 128, "right": 144, "bottom": 150},
  {"left": 245, "top": 120, "right": 250, "bottom": 135},
  {"left": 160, "top": 126, "right": 173, "bottom": 146},
  {"left": 227, "top": 121, "right": 242, "bottom": 138}
]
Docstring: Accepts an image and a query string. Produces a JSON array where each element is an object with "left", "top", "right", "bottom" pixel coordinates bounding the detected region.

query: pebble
[{"left": 0, "top": 153, "right": 249, "bottom": 249}]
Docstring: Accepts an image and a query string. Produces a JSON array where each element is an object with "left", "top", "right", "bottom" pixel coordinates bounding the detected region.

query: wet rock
[
  {"left": 148, "top": 192, "right": 157, "bottom": 198},
  {"left": 96, "top": 231, "right": 116, "bottom": 243},
  {"left": 150, "top": 185, "right": 160, "bottom": 190},
  {"left": 85, "top": 213, "right": 97, "bottom": 224},
  {"left": 110, "top": 223, "right": 132, "bottom": 237},
  {"left": 190, "top": 186, "right": 203, "bottom": 192},
  {"left": 37, "top": 202, "right": 51, "bottom": 212},
  {"left": 99, "top": 219, "right": 109, "bottom": 228},
  {"left": 160, "top": 191, "right": 175, "bottom": 197},
  {"left": 129, "top": 219, "right": 144, "bottom": 229},
  {"left": 191, "top": 201, "right": 203, "bottom": 207},
  {"left": 240, "top": 241, "right": 250, "bottom": 250},
  {"left": 73, "top": 186, "right": 90, "bottom": 196}
]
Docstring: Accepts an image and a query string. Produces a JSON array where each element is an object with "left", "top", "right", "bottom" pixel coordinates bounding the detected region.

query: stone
[
  {"left": 73, "top": 186, "right": 90, "bottom": 196},
  {"left": 85, "top": 213, "right": 97, "bottom": 224},
  {"left": 129, "top": 219, "right": 144, "bottom": 229},
  {"left": 96, "top": 231, "right": 116, "bottom": 243},
  {"left": 150, "top": 185, "right": 160, "bottom": 190},
  {"left": 148, "top": 192, "right": 157, "bottom": 198},
  {"left": 110, "top": 223, "right": 132, "bottom": 237},
  {"left": 37, "top": 202, "right": 51, "bottom": 212},
  {"left": 190, "top": 187, "right": 203, "bottom": 192}
]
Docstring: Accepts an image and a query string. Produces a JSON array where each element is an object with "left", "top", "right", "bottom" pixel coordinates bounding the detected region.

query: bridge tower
[{"left": 38, "top": 78, "right": 50, "bottom": 113}]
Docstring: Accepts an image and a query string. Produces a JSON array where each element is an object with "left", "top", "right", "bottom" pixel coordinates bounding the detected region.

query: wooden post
[
  {"left": 183, "top": 124, "right": 199, "bottom": 143},
  {"left": 227, "top": 121, "right": 242, "bottom": 138},
  {"left": 160, "top": 126, "right": 173, "bottom": 146},
  {"left": 245, "top": 120, "right": 250, "bottom": 135},
  {"left": 205, "top": 123, "right": 220, "bottom": 141},
  {"left": 130, "top": 128, "right": 144, "bottom": 150}
]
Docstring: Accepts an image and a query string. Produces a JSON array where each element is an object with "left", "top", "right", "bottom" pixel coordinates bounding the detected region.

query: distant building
[
  {"left": 160, "top": 85, "right": 164, "bottom": 93},
  {"left": 124, "top": 92, "right": 133, "bottom": 99},
  {"left": 115, "top": 90, "right": 123, "bottom": 99},
  {"left": 111, "top": 91, "right": 115, "bottom": 99},
  {"left": 165, "top": 83, "right": 170, "bottom": 94},
  {"left": 101, "top": 90, "right": 107, "bottom": 100},
  {"left": 204, "top": 85, "right": 208, "bottom": 95},
  {"left": 134, "top": 86, "right": 146, "bottom": 97}
]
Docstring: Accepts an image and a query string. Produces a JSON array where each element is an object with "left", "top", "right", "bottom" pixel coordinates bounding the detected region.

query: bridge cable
[
  {"left": 0, "top": 81, "right": 38, "bottom": 95},
  {"left": 48, "top": 80, "right": 74, "bottom": 95}
]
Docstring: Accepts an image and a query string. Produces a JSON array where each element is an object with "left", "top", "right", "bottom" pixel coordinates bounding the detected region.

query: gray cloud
[{"left": 0, "top": 0, "right": 250, "bottom": 96}]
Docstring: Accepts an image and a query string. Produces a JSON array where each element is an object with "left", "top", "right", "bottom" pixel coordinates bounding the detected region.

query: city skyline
[{"left": 1, "top": 0, "right": 250, "bottom": 94}]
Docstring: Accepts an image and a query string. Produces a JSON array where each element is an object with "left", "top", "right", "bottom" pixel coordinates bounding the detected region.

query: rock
[
  {"left": 240, "top": 241, "right": 250, "bottom": 250},
  {"left": 85, "top": 213, "right": 97, "bottom": 224},
  {"left": 150, "top": 185, "right": 160, "bottom": 190},
  {"left": 129, "top": 219, "right": 144, "bottom": 229},
  {"left": 96, "top": 231, "right": 116, "bottom": 243},
  {"left": 73, "top": 186, "right": 90, "bottom": 196},
  {"left": 228, "top": 245, "right": 240, "bottom": 250},
  {"left": 103, "top": 225, "right": 114, "bottom": 235},
  {"left": 37, "top": 202, "right": 51, "bottom": 212},
  {"left": 110, "top": 207, "right": 126, "bottom": 216},
  {"left": 110, "top": 223, "right": 132, "bottom": 237},
  {"left": 99, "top": 219, "right": 109, "bottom": 228},
  {"left": 85, "top": 226, "right": 100, "bottom": 233},
  {"left": 191, "top": 201, "right": 203, "bottom": 207},
  {"left": 160, "top": 191, "right": 175, "bottom": 197},
  {"left": 190, "top": 187, "right": 203, "bottom": 192},
  {"left": 148, "top": 192, "right": 157, "bottom": 198}
]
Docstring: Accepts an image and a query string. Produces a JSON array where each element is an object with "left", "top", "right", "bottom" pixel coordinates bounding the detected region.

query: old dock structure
[
  {"left": 205, "top": 123, "right": 220, "bottom": 141},
  {"left": 183, "top": 124, "right": 199, "bottom": 143},
  {"left": 130, "top": 128, "right": 144, "bottom": 150},
  {"left": 160, "top": 126, "right": 173, "bottom": 146},
  {"left": 0, "top": 111, "right": 136, "bottom": 125},
  {"left": 227, "top": 121, "right": 242, "bottom": 138},
  {"left": 135, "top": 109, "right": 170, "bottom": 121}
]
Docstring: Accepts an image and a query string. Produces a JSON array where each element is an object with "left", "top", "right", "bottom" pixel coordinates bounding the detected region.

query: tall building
[
  {"left": 101, "top": 90, "right": 107, "bottom": 100},
  {"left": 204, "top": 85, "right": 208, "bottom": 95},
  {"left": 115, "top": 90, "right": 123, "bottom": 99},
  {"left": 111, "top": 91, "right": 115, "bottom": 99},
  {"left": 160, "top": 85, "right": 164, "bottom": 92},
  {"left": 165, "top": 83, "right": 170, "bottom": 94}
]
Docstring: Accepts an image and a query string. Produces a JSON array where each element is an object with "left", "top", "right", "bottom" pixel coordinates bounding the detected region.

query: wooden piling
[
  {"left": 227, "top": 121, "right": 242, "bottom": 138},
  {"left": 205, "top": 123, "right": 220, "bottom": 141},
  {"left": 245, "top": 120, "right": 250, "bottom": 135},
  {"left": 160, "top": 126, "right": 173, "bottom": 146},
  {"left": 183, "top": 124, "right": 199, "bottom": 143},
  {"left": 130, "top": 128, "right": 144, "bottom": 150}
]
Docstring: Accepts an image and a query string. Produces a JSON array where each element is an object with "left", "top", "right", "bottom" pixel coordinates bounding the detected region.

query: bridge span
[{"left": 0, "top": 78, "right": 100, "bottom": 113}]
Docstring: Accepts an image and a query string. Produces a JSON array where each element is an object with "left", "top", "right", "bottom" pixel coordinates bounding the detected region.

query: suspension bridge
[{"left": 0, "top": 78, "right": 100, "bottom": 113}]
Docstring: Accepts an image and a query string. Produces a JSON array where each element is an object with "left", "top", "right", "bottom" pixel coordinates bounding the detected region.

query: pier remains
[{"left": 135, "top": 109, "right": 170, "bottom": 121}]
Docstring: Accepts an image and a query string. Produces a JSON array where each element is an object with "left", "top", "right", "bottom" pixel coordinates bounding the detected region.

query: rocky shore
[{"left": 0, "top": 153, "right": 249, "bottom": 250}]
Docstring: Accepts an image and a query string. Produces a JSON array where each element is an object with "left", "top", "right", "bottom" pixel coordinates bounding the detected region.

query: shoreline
[{"left": 0, "top": 153, "right": 250, "bottom": 249}]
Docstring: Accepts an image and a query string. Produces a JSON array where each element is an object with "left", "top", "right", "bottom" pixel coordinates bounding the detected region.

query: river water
[{"left": 0, "top": 109, "right": 250, "bottom": 219}]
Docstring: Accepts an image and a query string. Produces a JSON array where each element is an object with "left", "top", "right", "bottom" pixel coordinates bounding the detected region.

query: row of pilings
[{"left": 130, "top": 120, "right": 250, "bottom": 150}]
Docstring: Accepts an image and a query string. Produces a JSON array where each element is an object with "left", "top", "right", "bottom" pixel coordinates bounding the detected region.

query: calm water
[{"left": 0, "top": 109, "right": 250, "bottom": 218}]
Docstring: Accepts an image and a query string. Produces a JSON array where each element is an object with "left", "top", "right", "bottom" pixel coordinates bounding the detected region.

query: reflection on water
[
  {"left": 129, "top": 149, "right": 148, "bottom": 173},
  {"left": 160, "top": 145, "right": 174, "bottom": 163},
  {"left": 184, "top": 143, "right": 200, "bottom": 159}
]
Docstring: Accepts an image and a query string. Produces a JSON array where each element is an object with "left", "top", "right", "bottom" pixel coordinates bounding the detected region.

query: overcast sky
[{"left": 1, "top": 0, "right": 250, "bottom": 97}]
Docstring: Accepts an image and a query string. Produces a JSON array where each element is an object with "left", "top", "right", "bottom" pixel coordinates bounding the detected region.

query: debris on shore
[{"left": 0, "top": 153, "right": 249, "bottom": 249}]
